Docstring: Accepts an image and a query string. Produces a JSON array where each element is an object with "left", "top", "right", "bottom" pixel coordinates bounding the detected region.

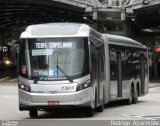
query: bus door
[
  {"left": 94, "top": 48, "right": 101, "bottom": 105},
  {"left": 97, "top": 45, "right": 105, "bottom": 104},
  {"left": 90, "top": 43, "right": 98, "bottom": 106},
  {"left": 110, "top": 49, "right": 122, "bottom": 99},
  {"left": 90, "top": 42, "right": 104, "bottom": 107},
  {"left": 117, "top": 51, "right": 122, "bottom": 97},
  {"left": 141, "top": 54, "right": 145, "bottom": 94}
]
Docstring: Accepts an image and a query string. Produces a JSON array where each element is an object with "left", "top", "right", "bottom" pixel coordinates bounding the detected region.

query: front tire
[{"left": 29, "top": 109, "right": 38, "bottom": 118}]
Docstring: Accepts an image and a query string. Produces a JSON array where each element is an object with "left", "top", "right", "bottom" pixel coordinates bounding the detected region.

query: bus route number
[{"left": 62, "top": 86, "right": 75, "bottom": 91}]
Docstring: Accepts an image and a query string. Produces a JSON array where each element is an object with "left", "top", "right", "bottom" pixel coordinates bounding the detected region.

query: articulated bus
[{"left": 18, "top": 23, "right": 149, "bottom": 118}]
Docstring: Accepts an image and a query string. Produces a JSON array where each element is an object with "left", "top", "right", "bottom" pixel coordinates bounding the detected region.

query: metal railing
[
  {"left": 51, "top": 0, "right": 159, "bottom": 9},
  {"left": 124, "top": 0, "right": 160, "bottom": 8},
  {"left": 51, "top": 0, "right": 101, "bottom": 7},
  {"left": 73, "top": 0, "right": 101, "bottom": 7},
  {"left": 102, "top": 0, "right": 128, "bottom": 8},
  {"left": 103, "top": 0, "right": 148, "bottom": 8}
]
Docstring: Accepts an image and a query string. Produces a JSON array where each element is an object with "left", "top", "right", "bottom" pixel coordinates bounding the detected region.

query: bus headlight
[
  {"left": 18, "top": 82, "right": 31, "bottom": 92},
  {"left": 76, "top": 80, "right": 91, "bottom": 91}
]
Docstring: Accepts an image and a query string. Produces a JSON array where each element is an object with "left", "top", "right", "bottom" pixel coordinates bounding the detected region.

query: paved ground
[
  {"left": 0, "top": 78, "right": 160, "bottom": 121},
  {"left": 0, "top": 69, "right": 160, "bottom": 126}
]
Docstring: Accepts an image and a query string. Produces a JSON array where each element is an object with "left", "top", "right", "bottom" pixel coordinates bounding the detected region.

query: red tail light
[{"left": 22, "top": 69, "right": 27, "bottom": 75}]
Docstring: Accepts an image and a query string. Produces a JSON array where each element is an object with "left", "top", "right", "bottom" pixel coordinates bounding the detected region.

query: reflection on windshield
[{"left": 19, "top": 38, "right": 89, "bottom": 81}]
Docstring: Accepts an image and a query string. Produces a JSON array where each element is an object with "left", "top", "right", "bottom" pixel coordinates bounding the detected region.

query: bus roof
[
  {"left": 103, "top": 34, "right": 147, "bottom": 49},
  {"left": 20, "top": 23, "right": 90, "bottom": 38}
]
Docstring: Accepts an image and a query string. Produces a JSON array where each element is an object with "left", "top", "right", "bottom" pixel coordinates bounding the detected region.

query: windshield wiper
[
  {"left": 56, "top": 65, "right": 73, "bottom": 82},
  {"left": 54, "top": 51, "right": 73, "bottom": 82}
]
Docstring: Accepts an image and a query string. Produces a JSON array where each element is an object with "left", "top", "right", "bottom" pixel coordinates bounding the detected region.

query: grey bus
[{"left": 18, "top": 23, "right": 149, "bottom": 118}]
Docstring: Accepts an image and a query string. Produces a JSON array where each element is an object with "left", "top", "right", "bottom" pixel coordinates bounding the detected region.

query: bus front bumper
[{"left": 19, "top": 88, "right": 93, "bottom": 111}]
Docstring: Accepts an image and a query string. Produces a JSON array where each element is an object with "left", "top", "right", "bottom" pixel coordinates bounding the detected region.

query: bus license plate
[{"left": 48, "top": 101, "right": 60, "bottom": 106}]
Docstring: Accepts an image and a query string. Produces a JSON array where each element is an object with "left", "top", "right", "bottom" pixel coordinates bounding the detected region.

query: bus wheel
[
  {"left": 126, "top": 86, "right": 133, "bottom": 105},
  {"left": 29, "top": 109, "right": 38, "bottom": 118},
  {"left": 133, "top": 88, "right": 138, "bottom": 104},
  {"left": 85, "top": 107, "right": 94, "bottom": 117}
]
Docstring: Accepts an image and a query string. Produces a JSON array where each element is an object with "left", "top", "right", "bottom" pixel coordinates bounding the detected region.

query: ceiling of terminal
[
  {"left": 133, "top": 4, "right": 160, "bottom": 29},
  {"left": 0, "top": 0, "right": 160, "bottom": 30},
  {"left": 0, "top": 0, "right": 86, "bottom": 29}
]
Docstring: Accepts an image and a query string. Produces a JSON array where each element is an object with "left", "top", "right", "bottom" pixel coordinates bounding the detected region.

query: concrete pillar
[
  {"left": 0, "top": 28, "right": 6, "bottom": 64},
  {"left": 124, "top": 20, "right": 132, "bottom": 38},
  {"left": 97, "top": 21, "right": 105, "bottom": 33},
  {"left": 0, "top": 28, "right": 6, "bottom": 46},
  {"left": 124, "top": 20, "right": 141, "bottom": 40}
]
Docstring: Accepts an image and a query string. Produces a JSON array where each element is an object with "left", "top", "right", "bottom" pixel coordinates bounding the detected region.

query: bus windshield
[{"left": 19, "top": 37, "right": 89, "bottom": 81}]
